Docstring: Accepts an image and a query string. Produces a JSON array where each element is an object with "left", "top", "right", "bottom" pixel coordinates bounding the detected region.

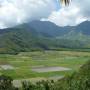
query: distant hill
[
  {"left": 76, "top": 21, "right": 90, "bottom": 35},
  {"left": 29, "top": 20, "right": 90, "bottom": 49},
  {"left": 0, "top": 20, "right": 90, "bottom": 54},
  {"left": 30, "top": 20, "right": 90, "bottom": 37},
  {"left": 0, "top": 26, "right": 57, "bottom": 54},
  {"left": 29, "top": 20, "right": 71, "bottom": 37}
]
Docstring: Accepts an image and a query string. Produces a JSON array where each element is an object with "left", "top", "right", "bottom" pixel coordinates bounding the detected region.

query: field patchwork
[{"left": 0, "top": 51, "right": 89, "bottom": 79}]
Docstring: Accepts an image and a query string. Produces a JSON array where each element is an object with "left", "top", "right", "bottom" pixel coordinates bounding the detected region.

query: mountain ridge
[{"left": 0, "top": 20, "right": 90, "bottom": 54}]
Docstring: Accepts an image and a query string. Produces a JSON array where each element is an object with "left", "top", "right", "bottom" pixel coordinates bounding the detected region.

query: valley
[
  {"left": 0, "top": 51, "right": 89, "bottom": 79},
  {"left": 0, "top": 0, "right": 90, "bottom": 89}
]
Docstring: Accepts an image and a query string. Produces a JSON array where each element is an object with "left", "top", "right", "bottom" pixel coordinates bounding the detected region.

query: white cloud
[
  {"left": 0, "top": 0, "right": 56, "bottom": 28},
  {"left": 44, "top": 0, "right": 90, "bottom": 26},
  {"left": 0, "top": 0, "right": 90, "bottom": 28}
]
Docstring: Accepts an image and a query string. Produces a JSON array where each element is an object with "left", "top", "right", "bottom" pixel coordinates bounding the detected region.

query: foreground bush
[{"left": 0, "top": 75, "right": 15, "bottom": 90}]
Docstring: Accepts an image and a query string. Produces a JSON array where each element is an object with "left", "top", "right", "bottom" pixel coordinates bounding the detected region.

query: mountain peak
[{"left": 78, "top": 20, "right": 90, "bottom": 26}]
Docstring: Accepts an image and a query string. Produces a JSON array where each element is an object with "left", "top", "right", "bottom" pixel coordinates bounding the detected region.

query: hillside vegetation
[{"left": 0, "top": 21, "right": 90, "bottom": 54}]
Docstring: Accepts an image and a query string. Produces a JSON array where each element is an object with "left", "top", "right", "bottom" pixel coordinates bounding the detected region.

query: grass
[{"left": 0, "top": 51, "right": 89, "bottom": 79}]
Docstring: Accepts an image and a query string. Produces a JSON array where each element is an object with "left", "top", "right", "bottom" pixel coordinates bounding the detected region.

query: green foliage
[
  {"left": 0, "top": 75, "right": 14, "bottom": 90},
  {"left": 53, "top": 60, "right": 90, "bottom": 90}
]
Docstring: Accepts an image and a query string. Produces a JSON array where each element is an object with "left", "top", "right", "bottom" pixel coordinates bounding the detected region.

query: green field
[{"left": 0, "top": 51, "right": 89, "bottom": 79}]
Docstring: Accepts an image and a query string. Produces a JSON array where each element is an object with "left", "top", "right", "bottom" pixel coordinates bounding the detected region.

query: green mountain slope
[
  {"left": 0, "top": 28, "right": 56, "bottom": 54},
  {"left": 0, "top": 21, "right": 90, "bottom": 54}
]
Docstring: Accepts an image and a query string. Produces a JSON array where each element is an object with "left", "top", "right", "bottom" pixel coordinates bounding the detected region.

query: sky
[{"left": 0, "top": 0, "right": 90, "bottom": 29}]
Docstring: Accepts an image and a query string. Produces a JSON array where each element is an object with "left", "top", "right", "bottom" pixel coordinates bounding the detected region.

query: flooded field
[
  {"left": 32, "top": 66, "right": 71, "bottom": 72},
  {"left": 0, "top": 65, "right": 15, "bottom": 70}
]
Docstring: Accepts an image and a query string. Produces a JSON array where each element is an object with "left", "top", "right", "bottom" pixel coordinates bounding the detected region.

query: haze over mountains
[{"left": 0, "top": 20, "right": 90, "bottom": 54}]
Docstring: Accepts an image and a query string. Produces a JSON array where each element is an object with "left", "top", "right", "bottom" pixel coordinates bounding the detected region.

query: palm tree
[{"left": 60, "top": 0, "right": 71, "bottom": 6}]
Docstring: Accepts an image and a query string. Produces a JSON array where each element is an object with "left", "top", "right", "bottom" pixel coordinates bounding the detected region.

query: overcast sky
[{"left": 0, "top": 0, "right": 90, "bottom": 29}]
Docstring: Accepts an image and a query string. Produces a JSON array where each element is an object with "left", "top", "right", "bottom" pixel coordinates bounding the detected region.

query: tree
[
  {"left": 0, "top": 75, "right": 14, "bottom": 90},
  {"left": 60, "top": 0, "right": 71, "bottom": 6}
]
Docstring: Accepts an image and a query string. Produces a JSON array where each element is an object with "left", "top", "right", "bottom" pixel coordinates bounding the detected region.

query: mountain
[
  {"left": 0, "top": 26, "right": 58, "bottom": 54},
  {"left": 29, "top": 20, "right": 71, "bottom": 37},
  {"left": 29, "top": 20, "right": 90, "bottom": 37},
  {"left": 76, "top": 21, "right": 90, "bottom": 35},
  {"left": 0, "top": 20, "right": 90, "bottom": 54},
  {"left": 30, "top": 20, "right": 90, "bottom": 49}
]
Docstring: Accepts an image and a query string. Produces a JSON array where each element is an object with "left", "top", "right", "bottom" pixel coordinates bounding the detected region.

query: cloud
[
  {"left": 0, "top": 0, "right": 90, "bottom": 28},
  {"left": 0, "top": 0, "right": 56, "bottom": 28},
  {"left": 44, "top": 0, "right": 90, "bottom": 26}
]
